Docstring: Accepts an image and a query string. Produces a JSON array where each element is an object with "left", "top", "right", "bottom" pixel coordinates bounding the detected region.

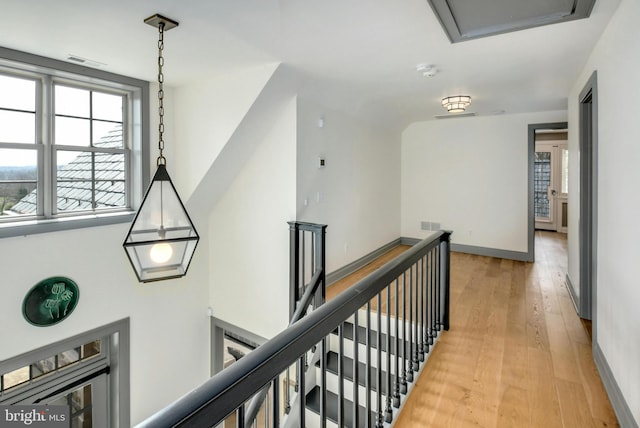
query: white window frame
[{"left": 0, "top": 47, "right": 149, "bottom": 238}]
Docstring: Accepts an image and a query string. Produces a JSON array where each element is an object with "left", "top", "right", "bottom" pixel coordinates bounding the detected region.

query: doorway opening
[{"left": 527, "top": 122, "right": 568, "bottom": 263}]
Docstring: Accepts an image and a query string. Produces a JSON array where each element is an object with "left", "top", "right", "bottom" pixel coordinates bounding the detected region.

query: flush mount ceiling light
[
  {"left": 442, "top": 95, "right": 471, "bottom": 113},
  {"left": 123, "top": 14, "right": 199, "bottom": 283}
]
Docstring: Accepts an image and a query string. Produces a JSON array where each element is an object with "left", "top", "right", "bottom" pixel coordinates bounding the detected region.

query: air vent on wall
[{"left": 66, "top": 55, "right": 106, "bottom": 68}]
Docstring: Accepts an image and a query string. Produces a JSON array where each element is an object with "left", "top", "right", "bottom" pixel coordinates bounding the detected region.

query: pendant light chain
[{"left": 157, "top": 22, "right": 166, "bottom": 166}]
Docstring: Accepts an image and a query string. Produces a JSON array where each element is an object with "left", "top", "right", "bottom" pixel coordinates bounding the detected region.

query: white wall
[
  {"left": 401, "top": 111, "right": 566, "bottom": 253},
  {"left": 568, "top": 0, "right": 640, "bottom": 423},
  {"left": 0, "top": 224, "right": 210, "bottom": 425},
  {"left": 172, "top": 63, "right": 280, "bottom": 200},
  {"left": 296, "top": 100, "right": 401, "bottom": 273},
  {"left": 208, "top": 96, "right": 297, "bottom": 339}
]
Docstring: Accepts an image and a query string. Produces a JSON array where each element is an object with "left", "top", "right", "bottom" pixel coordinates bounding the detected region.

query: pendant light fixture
[{"left": 123, "top": 14, "right": 199, "bottom": 283}]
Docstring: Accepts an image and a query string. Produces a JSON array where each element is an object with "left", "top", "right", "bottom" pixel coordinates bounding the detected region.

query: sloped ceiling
[{"left": 0, "top": 0, "right": 620, "bottom": 132}]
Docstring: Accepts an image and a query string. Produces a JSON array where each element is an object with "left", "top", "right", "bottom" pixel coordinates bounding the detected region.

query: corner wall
[
  {"left": 401, "top": 111, "right": 566, "bottom": 254},
  {"left": 207, "top": 96, "right": 297, "bottom": 339},
  {"left": 568, "top": 0, "right": 640, "bottom": 424},
  {"left": 296, "top": 100, "right": 401, "bottom": 273}
]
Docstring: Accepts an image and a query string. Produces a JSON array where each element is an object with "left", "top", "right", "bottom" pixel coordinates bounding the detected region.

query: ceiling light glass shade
[
  {"left": 442, "top": 95, "right": 471, "bottom": 112},
  {"left": 123, "top": 165, "right": 199, "bottom": 282}
]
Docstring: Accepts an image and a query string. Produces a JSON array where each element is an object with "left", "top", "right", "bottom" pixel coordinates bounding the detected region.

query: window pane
[
  {"left": 95, "top": 153, "right": 126, "bottom": 209},
  {"left": 55, "top": 85, "right": 89, "bottom": 118},
  {"left": 31, "top": 356, "right": 56, "bottom": 379},
  {"left": 56, "top": 116, "right": 90, "bottom": 146},
  {"left": 50, "top": 384, "right": 93, "bottom": 427},
  {"left": 93, "top": 121, "right": 123, "bottom": 148},
  {"left": 57, "top": 150, "right": 93, "bottom": 212},
  {"left": 3, "top": 366, "right": 29, "bottom": 390},
  {"left": 0, "top": 74, "right": 35, "bottom": 111},
  {"left": 0, "top": 110, "right": 35, "bottom": 144},
  {"left": 58, "top": 348, "right": 81, "bottom": 368},
  {"left": 534, "top": 151, "right": 551, "bottom": 219},
  {"left": 81, "top": 340, "right": 101, "bottom": 360},
  {"left": 93, "top": 92, "right": 123, "bottom": 122},
  {"left": 57, "top": 180, "right": 93, "bottom": 212},
  {"left": 0, "top": 148, "right": 38, "bottom": 216}
]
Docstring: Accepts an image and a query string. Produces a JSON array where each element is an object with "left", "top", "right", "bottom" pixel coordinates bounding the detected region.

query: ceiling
[{"left": 0, "top": 0, "right": 620, "bottom": 132}]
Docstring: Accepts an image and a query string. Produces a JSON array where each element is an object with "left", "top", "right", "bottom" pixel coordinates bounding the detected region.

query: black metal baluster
[
  {"left": 236, "top": 405, "right": 245, "bottom": 428},
  {"left": 407, "top": 266, "right": 413, "bottom": 383},
  {"left": 443, "top": 238, "right": 451, "bottom": 331},
  {"left": 410, "top": 265, "right": 418, "bottom": 377},
  {"left": 353, "top": 310, "right": 360, "bottom": 428},
  {"left": 376, "top": 292, "right": 384, "bottom": 428},
  {"left": 272, "top": 377, "right": 280, "bottom": 427},
  {"left": 285, "top": 365, "right": 291, "bottom": 414},
  {"left": 366, "top": 301, "right": 372, "bottom": 427},
  {"left": 264, "top": 388, "right": 269, "bottom": 428},
  {"left": 320, "top": 337, "right": 327, "bottom": 428},
  {"left": 424, "top": 252, "right": 429, "bottom": 351},
  {"left": 430, "top": 249, "right": 436, "bottom": 345},
  {"left": 393, "top": 278, "right": 401, "bottom": 408},
  {"left": 299, "top": 354, "right": 306, "bottom": 428},
  {"left": 301, "top": 232, "right": 306, "bottom": 300},
  {"left": 401, "top": 271, "right": 408, "bottom": 394},
  {"left": 385, "top": 284, "right": 393, "bottom": 423},
  {"left": 436, "top": 245, "right": 441, "bottom": 332},
  {"left": 338, "top": 323, "right": 345, "bottom": 427},
  {"left": 418, "top": 256, "right": 425, "bottom": 362}
]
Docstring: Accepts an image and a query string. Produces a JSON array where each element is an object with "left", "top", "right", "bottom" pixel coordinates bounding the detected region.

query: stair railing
[
  {"left": 136, "top": 230, "right": 452, "bottom": 428},
  {"left": 243, "top": 222, "right": 327, "bottom": 427}
]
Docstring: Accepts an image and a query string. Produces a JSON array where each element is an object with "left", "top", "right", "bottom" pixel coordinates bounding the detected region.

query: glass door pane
[{"left": 534, "top": 150, "right": 552, "bottom": 220}]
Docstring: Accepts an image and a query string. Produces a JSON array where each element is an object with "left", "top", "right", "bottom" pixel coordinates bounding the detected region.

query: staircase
[
  {"left": 135, "top": 226, "right": 451, "bottom": 428},
  {"left": 287, "top": 303, "right": 443, "bottom": 428}
]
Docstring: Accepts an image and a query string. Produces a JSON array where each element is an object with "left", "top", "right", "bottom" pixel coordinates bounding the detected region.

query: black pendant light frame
[{"left": 123, "top": 14, "right": 199, "bottom": 283}]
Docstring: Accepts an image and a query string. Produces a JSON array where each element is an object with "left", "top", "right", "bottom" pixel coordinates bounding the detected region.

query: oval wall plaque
[{"left": 22, "top": 277, "right": 79, "bottom": 327}]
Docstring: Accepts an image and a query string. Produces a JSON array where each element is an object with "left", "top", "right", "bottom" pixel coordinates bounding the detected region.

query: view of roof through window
[
  {"left": 7, "top": 124, "right": 125, "bottom": 215},
  {"left": 0, "top": 72, "right": 128, "bottom": 219}
]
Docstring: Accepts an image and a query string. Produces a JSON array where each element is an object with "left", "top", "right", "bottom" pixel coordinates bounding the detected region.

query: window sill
[{"left": 0, "top": 211, "right": 136, "bottom": 239}]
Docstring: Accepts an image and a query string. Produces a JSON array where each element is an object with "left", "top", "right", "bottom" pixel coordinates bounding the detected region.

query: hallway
[{"left": 387, "top": 231, "right": 618, "bottom": 427}]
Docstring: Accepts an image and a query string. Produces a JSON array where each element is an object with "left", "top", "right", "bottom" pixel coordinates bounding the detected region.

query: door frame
[
  {"left": 578, "top": 71, "right": 598, "bottom": 323},
  {"left": 527, "top": 121, "right": 568, "bottom": 262}
]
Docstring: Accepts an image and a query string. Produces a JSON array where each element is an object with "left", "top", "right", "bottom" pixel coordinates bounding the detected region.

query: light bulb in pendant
[
  {"left": 150, "top": 242, "right": 173, "bottom": 264},
  {"left": 150, "top": 226, "right": 171, "bottom": 264}
]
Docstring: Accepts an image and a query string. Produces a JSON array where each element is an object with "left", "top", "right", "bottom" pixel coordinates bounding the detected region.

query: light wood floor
[{"left": 329, "top": 231, "right": 618, "bottom": 428}]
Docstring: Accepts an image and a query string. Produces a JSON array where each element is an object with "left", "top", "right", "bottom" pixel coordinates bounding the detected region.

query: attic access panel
[{"left": 427, "top": 0, "right": 596, "bottom": 43}]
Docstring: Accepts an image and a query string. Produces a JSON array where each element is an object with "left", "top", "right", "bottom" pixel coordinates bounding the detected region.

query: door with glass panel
[{"left": 535, "top": 141, "right": 568, "bottom": 231}]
